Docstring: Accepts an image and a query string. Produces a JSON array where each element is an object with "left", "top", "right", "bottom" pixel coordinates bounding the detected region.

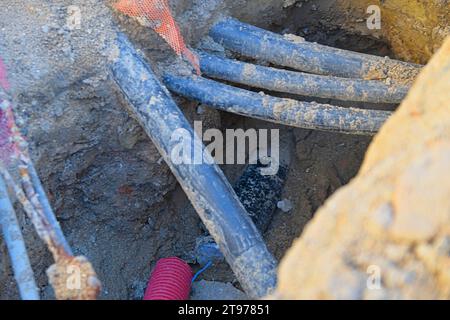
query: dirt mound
[{"left": 274, "top": 37, "right": 450, "bottom": 299}]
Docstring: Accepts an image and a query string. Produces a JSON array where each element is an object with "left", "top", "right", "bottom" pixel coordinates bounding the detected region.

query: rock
[
  {"left": 191, "top": 280, "right": 248, "bottom": 300},
  {"left": 274, "top": 37, "right": 450, "bottom": 300},
  {"left": 194, "top": 236, "right": 224, "bottom": 266},
  {"left": 277, "top": 199, "right": 293, "bottom": 213}
]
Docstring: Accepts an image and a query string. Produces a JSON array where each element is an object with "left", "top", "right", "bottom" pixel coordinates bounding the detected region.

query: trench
[
  {"left": 110, "top": 1, "right": 392, "bottom": 299},
  {"left": 0, "top": 0, "right": 429, "bottom": 299},
  {"left": 182, "top": 7, "right": 392, "bottom": 296}
]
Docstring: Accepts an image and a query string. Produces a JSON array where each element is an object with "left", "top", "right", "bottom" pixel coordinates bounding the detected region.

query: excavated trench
[{"left": 0, "top": 0, "right": 447, "bottom": 299}]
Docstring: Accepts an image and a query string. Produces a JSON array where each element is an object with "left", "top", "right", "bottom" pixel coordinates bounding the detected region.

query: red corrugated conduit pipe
[{"left": 143, "top": 257, "right": 193, "bottom": 300}]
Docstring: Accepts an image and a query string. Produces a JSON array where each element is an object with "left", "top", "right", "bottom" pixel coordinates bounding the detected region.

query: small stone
[
  {"left": 191, "top": 280, "right": 247, "bottom": 300},
  {"left": 282, "top": 0, "right": 297, "bottom": 8},
  {"left": 284, "top": 33, "right": 305, "bottom": 43},
  {"left": 196, "top": 105, "right": 205, "bottom": 115},
  {"left": 277, "top": 199, "right": 293, "bottom": 213}
]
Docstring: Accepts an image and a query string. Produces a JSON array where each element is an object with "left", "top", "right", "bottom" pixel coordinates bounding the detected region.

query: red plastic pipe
[{"left": 144, "top": 257, "right": 193, "bottom": 300}]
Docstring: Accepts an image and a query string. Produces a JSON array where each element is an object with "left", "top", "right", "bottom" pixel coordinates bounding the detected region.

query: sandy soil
[{"left": 274, "top": 37, "right": 450, "bottom": 299}]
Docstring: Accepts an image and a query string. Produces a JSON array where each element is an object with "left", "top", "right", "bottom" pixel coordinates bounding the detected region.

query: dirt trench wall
[
  {"left": 274, "top": 37, "right": 450, "bottom": 300},
  {"left": 174, "top": 0, "right": 289, "bottom": 41},
  {"left": 340, "top": 0, "right": 450, "bottom": 63},
  {"left": 287, "top": 0, "right": 449, "bottom": 64},
  {"left": 373, "top": 0, "right": 449, "bottom": 63}
]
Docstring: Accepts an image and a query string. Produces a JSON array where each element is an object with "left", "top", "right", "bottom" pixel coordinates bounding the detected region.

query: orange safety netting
[
  {"left": 114, "top": 0, "right": 200, "bottom": 74},
  {"left": 0, "top": 58, "right": 19, "bottom": 167}
]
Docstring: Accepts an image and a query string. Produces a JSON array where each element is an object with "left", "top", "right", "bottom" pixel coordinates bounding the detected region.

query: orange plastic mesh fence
[
  {"left": 114, "top": 0, "right": 200, "bottom": 74},
  {"left": 0, "top": 101, "right": 19, "bottom": 166},
  {"left": 0, "top": 58, "right": 33, "bottom": 197},
  {"left": 0, "top": 58, "right": 19, "bottom": 168}
]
